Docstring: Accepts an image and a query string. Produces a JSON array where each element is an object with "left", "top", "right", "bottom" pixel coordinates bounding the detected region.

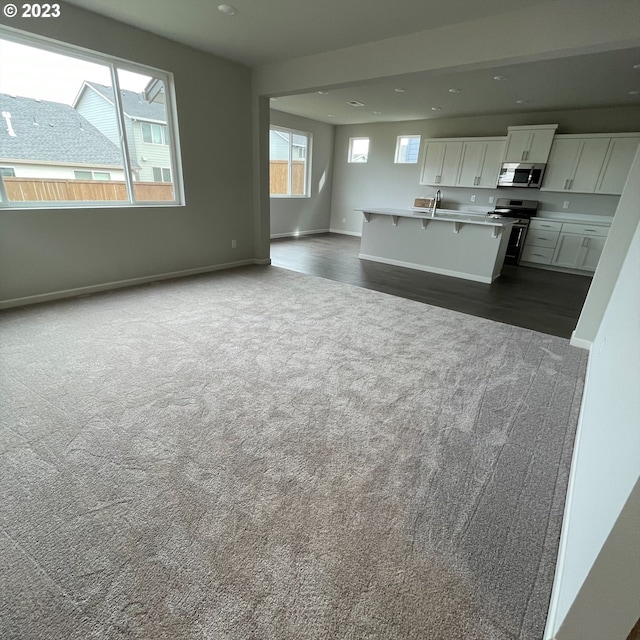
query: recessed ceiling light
[
  {"left": 516, "top": 99, "right": 529, "bottom": 104},
  {"left": 633, "top": 64, "right": 640, "bottom": 70},
  {"left": 394, "top": 88, "right": 406, "bottom": 93},
  {"left": 431, "top": 107, "right": 442, "bottom": 111},
  {"left": 448, "top": 88, "right": 461, "bottom": 93},
  {"left": 327, "top": 114, "right": 336, "bottom": 118},
  {"left": 347, "top": 100, "right": 365, "bottom": 107},
  {"left": 317, "top": 91, "right": 328, "bottom": 95},
  {"left": 629, "top": 90, "right": 640, "bottom": 96},
  {"left": 372, "top": 110, "right": 382, "bottom": 114},
  {"left": 493, "top": 75, "right": 508, "bottom": 81},
  {"left": 217, "top": 4, "right": 237, "bottom": 15}
]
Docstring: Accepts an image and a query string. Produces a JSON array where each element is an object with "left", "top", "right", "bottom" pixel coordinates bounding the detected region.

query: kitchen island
[{"left": 357, "top": 208, "right": 515, "bottom": 283}]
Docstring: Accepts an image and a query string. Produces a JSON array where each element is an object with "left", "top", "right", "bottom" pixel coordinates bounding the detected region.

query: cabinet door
[
  {"left": 570, "top": 138, "right": 610, "bottom": 193},
  {"left": 596, "top": 137, "right": 640, "bottom": 194},
  {"left": 504, "top": 130, "right": 532, "bottom": 163},
  {"left": 458, "top": 140, "right": 504, "bottom": 188},
  {"left": 477, "top": 140, "right": 505, "bottom": 188},
  {"left": 420, "top": 141, "right": 463, "bottom": 186},
  {"left": 457, "top": 141, "right": 485, "bottom": 187},
  {"left": 439, "top": 141, "right": 463, "bottom": 186},
  {"left": 504, "top": 128, "right": 555, "bottom": 163},
  {"left": 542, "top": 138, "right": 581, "bottom": 191},
  {"left": 526, "top": 129, "right": 556, "bottom": 163},
  {"left": 577, "top": 235, "right": 606, "bottom": 272},
  {"left": 552, "top": 233, "right": 584, "bottom": 268}
]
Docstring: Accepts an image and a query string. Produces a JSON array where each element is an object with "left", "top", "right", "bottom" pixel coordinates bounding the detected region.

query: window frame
[
  {"left": 152, "top": 166, "right": 172, "bottom": 183},
  {"left": 0, "top": 27, "right": 184, "bottom": 210},
  {"left": 394, "top": 135, "right": 421, "bottom": 164},
  {"left": 269, "top": 125, "right": 312, "bottom": 198},
  {"left": 74, "top": 170, "right": 112, "bottom": 181},
  {"left": 348, "top": 137, "right": 370, "bottom": 163}
]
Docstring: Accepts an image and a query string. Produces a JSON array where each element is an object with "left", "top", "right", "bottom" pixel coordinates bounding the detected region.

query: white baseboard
[
  {"left": 270, "top": 228, "right": 329, "bottom": 239},
  {"left": 0, "top": 259, "right": 264, "bottom": 310},
  {"left": 329, "top": 228, "right": 362, "bottom": 237},
  {"left": 358, "top": 253, "right": 494, "bottom": 284},
  {"left": 569, "top": 331, "right": 593, "bottom": 351}
]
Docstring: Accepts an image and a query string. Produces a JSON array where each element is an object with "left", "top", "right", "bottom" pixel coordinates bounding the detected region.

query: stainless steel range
[{"left": 487, "top": 198, "right": 539, "bottom": 265}]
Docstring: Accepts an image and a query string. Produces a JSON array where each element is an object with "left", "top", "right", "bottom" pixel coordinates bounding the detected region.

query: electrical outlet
[
  {"left": 470, "top": 194, "right": 476, "bottom": 202},
  {"left": 488, "top": 196, "right": 495, "bottom": 204},
  {"left": 231, "top": 239, "right": 237, "bottom": 248},
  {"left": 563, "top": 201, "right": 570, "bottom": 209}
]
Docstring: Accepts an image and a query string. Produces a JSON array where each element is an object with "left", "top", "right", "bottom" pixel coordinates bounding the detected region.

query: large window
[
  {"left": 0, "top": 29, "right": 183, "bottom": 207},
  {"left": 269, "top": 126, "right": 311, "bottom": 197}
]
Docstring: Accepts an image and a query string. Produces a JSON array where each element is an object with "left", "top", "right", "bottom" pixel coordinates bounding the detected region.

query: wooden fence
[
  {"left": 270, "top": 160, "right": 306, "bottom": 195},
  {"left": 3, "top": 177, "right": 175, "bottom": 202}
]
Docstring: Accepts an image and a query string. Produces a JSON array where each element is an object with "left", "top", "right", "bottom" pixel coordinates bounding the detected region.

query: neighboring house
[
  {"left": 269, "top": 128, "right": 307, "bottom": 161},
  {"left": 74, "top": 81, "right": 172, "bottom": 183},
  {"left": 0, "top": 93, "right": 124, "bottom": 180}
]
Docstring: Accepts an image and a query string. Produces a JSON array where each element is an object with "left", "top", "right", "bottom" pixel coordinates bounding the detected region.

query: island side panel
[{"left": 358, "top": 214, "right": 511, "bottom": 283}]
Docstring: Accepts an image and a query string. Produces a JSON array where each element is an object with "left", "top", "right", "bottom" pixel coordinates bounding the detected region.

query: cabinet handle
[
  {"left": 582, "top": 237, "right": 590, "bottom": 248},
  {"left": 538, "top": 237, "right": 549, "bottom": 240},
  {"left": 533, "top": 253, "right": 546, "bottom": 257},
  {"left": 521, "top": 151, "right": 527, "bottom": 162},
  {"left": 584, "top": 228, "right": 597, "bottom": 232}
]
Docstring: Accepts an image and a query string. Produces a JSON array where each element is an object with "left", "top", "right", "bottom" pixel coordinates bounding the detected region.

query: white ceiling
[{"left": 65, "top": 0, "right": 640, "bottom": 125}]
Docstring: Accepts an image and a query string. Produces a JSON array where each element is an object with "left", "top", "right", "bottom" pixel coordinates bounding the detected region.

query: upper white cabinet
[
  {"left": 541, "top": 134, "right": 640, "bottom": 195},
  {"left": 457, "top": 139, "right": 506, "bottom": 188},
  {"left": 420, "top": 140, "right": 463, "bottom": 186},
  {"left": 596, "top": 136, "right": 640, "bottom": 194},
  {"left": 420, "top": 137, "right": 505, "bottom": 188},
  {"left": 503, "top": 125, "right": 558, "bottom": 163}
]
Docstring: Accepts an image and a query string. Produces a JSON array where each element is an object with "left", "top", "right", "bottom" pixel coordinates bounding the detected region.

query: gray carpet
[{"left": 0, "top": 266, "right": 587, "bottom": 639}]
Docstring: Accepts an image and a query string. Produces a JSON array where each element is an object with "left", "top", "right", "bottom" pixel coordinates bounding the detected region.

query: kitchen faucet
[{"left": 432, "top": 189, "right": 442, "bottom": 216}]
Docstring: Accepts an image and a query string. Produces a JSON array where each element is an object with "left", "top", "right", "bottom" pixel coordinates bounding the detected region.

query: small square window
[
  {"left": 395, "top": 136, "right": 421, "bottom": 164},
  {"left": 74, "top": 170, "right": 92, "bottom": 180},
  {"left": 348, "top": 137, "right": 369, "bottom": 163}
]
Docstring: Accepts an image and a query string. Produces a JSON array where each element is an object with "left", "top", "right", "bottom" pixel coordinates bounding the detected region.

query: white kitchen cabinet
[
  {"left": 457, "top": 139, "right": 505, "bottom": 188},
  {"left": 503, "top": 125, "right": 558, "bottom": 163},
  {"left": 521, "top": 218, "right": 609, "bottom": 273},
  {"left": 595, "top": 136, "right": 640, "bottom": 194},
  {"left": 542, "top": 137, "right": 610, "bottom": 193},
  {"left": 420, "top": 140, "right": 463, "bottom": 186},
  {"left": 541, "top": 133, "right": 640, "bottom": 195},
  {"left": 552, "top": 233, "right": 607, "bottom": 271}
]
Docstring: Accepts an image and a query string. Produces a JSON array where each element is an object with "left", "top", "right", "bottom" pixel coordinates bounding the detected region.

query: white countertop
[
  {"left": 357, "top": 207, "right": 515, "bottom": 227},
  {"left": 536, "top": 211, "right": 614, "bottom": 225}
]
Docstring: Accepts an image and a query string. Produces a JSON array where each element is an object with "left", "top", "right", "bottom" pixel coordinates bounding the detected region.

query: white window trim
[
  {"left": 269, "top": 125, "right": 312, "bottom": 198},
  {"left": 394, "top": 135, "right": 421, "bottom": 164},
  {"left": 348, "top": 137, "right": 370, "bottom": 163},
  {"left": 0, "top": 27, "right": 184, "bottom": 209}
]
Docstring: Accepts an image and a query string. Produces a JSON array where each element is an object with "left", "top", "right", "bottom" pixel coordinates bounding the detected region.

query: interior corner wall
[
  {"left": 0, "top": 6, "right": 254, "bottom": 306},
  {"left": 328, "top": 106, "right": 640, "bottom": 236},
  {"left": 269, "top": 110, "right": 335, "bottom": 238},
  {"left": 544, "top": 183, "right": 640, "bottom": 637}
]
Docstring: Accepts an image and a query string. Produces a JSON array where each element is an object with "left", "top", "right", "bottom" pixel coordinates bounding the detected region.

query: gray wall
[
  {"left": 0, "top": 4, "right": 254, "bottom": 304},
  {"left": 329, "top": 106, "right": 640, "bottom": 235},
  {"left": 545, "top": 150, "right": 640, "bottom": 639},
  {"left": 269, "top": 110, "right": 334, "bottom": 237}
]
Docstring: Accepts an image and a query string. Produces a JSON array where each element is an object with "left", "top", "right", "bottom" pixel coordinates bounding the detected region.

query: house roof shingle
[
  {"left": 84, "top": 82, "right": 167, "bottom": 122},
  {"left": 0, "top": 93, "right": 122, "bottom": 166}
]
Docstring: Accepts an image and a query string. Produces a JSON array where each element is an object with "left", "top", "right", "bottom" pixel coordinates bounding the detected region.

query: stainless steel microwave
[{"left": 497, "top": 162, "right": 546, "bottom": 188}]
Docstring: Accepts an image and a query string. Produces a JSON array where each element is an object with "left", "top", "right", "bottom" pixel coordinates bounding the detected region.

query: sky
[{"left": 0, "top": 38, "right": 151, "bottom": 104}]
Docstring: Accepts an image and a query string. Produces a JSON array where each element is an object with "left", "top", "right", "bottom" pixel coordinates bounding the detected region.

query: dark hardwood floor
[{"left": 270, "top": 233, "right": 592, "bottom": 339}]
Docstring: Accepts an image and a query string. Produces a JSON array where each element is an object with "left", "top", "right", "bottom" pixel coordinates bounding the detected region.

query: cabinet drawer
[
  {"left": 526, "top": 230, "right": 560, "bottom": 248},
  {"left": 521, "top": 245, "right": 554, "bottom": 264},
  {"left": 561, "top": 222, "right": 609, "bottom": 237},
  {"left": 529, "top": 219, "right": 563, "bottom": 232}
]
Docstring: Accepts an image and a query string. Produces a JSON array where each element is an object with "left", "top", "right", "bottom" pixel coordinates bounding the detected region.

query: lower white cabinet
[{"left": 521, "top": 219, "right": 609, "bottom": 273}]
